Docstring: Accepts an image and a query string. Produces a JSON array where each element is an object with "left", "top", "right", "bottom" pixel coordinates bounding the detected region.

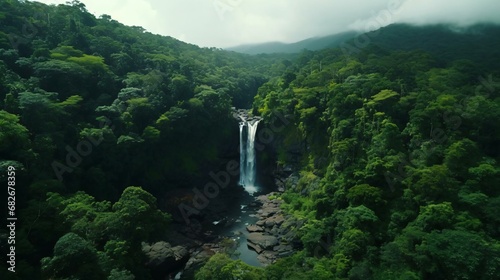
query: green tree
[
  {"left": 108, "top": 269, "right": 135, "bottom": 280},
  {"left": 444, "top": 138, "right": 480, "bottom": 179},
  {"left": 110, "top": 186, "right": 171, "bottom": 241},
  {"left": 405, "top": 165, "right": 458, "bottom": 203},
  {"left": 347, "top": 184, "right": 385, "bottom": 209},
  {"left": 33, "top": 59, "right": 89, "bottom": 98},
  {"left": 0, "top": 110, "right": 31, "bottom": 158},
  {"left": 413, "top": 202, "right": 455, "bottom": 232},
  {"left": 196, "top": 253, "right": 265, "bottom": 280},
  {"left": 416, "top": 230, "right": 499, "bottom": 279},
  {"left": 41, "top": 232, "right": 105, "bottom": 279}
]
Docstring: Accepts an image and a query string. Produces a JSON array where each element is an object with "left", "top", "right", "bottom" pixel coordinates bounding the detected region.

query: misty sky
[{"left": 35, "top": 0, "right": 500, "bottom": 48}]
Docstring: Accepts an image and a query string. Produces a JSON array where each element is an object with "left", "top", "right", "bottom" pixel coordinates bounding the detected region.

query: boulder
[
  {"left": 274, "top": 215, "right": 285, "bottom": 226},
  {"left": 257, "top": 195, "right": 270, "bottom": 204},
  {"left": 257, "top": 251, "right": 278, "bottom": 266},
  {"left": 142, "top": 242, "right": 189, "bottom": 266},
  {"left": 247, "top": 233, "right": 278, "bottom": 249},
  {"left": 232, "top": 230, "right": 243, "bottom": 236},
  {"left": 246, "top": 224, "right": 264, "bottom": 232},
  {"left": 265, "top": 218, "right": 276, "bottom": 228},
  {"left": 273, "top": 244, "right": 293, "bottom": 253},
  {"left": 142, "top": 241, "right": 189, "bottom": 278},
  {"left": 182, "top": 249, "right": 214, "bottom": 280},
  {"left": 247, "top": 242, "right": 263, "bottom": 254},
  {"left": 259, "top": 207, "right": 278, "bottom": 218},
  {"left": 270, "top": 225, "right": 279, "bottom": 236}
]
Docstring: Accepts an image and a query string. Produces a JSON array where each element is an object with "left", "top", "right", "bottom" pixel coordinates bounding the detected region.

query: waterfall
[
  {"left": 244, "top": 120, "right": 260, "bottom": 187},
  {"left": 239, "top": 122, "right": 246, "bottom": 186},
  {"left": 239, "top": 119, "right": 260, "bottom": 195}
]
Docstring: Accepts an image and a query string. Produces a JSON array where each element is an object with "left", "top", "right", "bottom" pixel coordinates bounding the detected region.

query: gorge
[{"left": 2, "top": 1, "right": 500, "bottom": 278}]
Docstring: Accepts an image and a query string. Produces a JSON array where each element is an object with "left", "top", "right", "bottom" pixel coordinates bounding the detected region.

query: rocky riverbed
[
  {"left": 245, "top": 193, "right": 303, "bottom": 265},
  {"left": 145, "top": 187, "right": 303, "bottom": 279}
]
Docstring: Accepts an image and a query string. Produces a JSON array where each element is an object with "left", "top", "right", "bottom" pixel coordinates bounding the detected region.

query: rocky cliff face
[
  {"left": 142, "top": 241, "right": 190, "bottom": 279},
  {"left": 232, "top": 108, "right": 263, "bottom": 124}
]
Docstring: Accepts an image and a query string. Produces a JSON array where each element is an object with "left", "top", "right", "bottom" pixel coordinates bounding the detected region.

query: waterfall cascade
[{"left": 234, "top": 109, "right": 262, "bottom": 195}]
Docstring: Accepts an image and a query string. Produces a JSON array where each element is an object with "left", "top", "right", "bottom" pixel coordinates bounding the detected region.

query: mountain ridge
[
  {"left": 226, "top": 23, "right": 500, "bottom": 63},
  {"left": 226, "top": 30, "right": 358, "bottom": 55}
]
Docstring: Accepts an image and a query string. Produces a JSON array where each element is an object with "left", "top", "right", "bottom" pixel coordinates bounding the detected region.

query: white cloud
[
  {"left": 397, "top": 0, "right": 500, "bottom": 26},
  {"left": 33, "top": 0, "right": 500, "bottom": 48}
]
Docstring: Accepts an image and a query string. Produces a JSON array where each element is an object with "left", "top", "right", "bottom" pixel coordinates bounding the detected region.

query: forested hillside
[
  {"left": 1, "top": 0, "right": 500, "bottom": 279},
  {"left": 0, "top": 0, "right": 287, "bottom": 278},
  {"left": 0, "top": 0, "right": 293, "bottom": 196},
  {"left": 226, "top": 31, "right": 357, "bottom": 55},
  {"left": 246, "top": 25, "right": 500, "bottom": 279}
]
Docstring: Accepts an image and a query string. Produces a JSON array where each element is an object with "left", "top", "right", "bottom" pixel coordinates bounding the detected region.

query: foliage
[
  {"left": 41, "top": 232, "right": 105, "bottom": 279},
  {"left": 1, "top": 1, "right": 500, "bottom": 279},
  {"left": 251, "top": 22, "right": 500, "bottom": 280},
  {"left": 195, "top": 254, "right": 265, "bottom": 280}
]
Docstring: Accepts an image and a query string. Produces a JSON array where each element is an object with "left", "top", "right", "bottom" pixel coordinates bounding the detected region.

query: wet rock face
[
  {"left": 244, "top": 192, "right": 303, "bottom": 266},
  {"left": 181, "top": 249, "right": 214, "bottom": 280},
  {"left": 232, "top": 108, "right": 263, "bottom": 124},
  {"left": 142, "top": 241, "right": 190, "bottom": 278},
  {"left": 142, "top": 241, "right": 189, "bottom": 266}
]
